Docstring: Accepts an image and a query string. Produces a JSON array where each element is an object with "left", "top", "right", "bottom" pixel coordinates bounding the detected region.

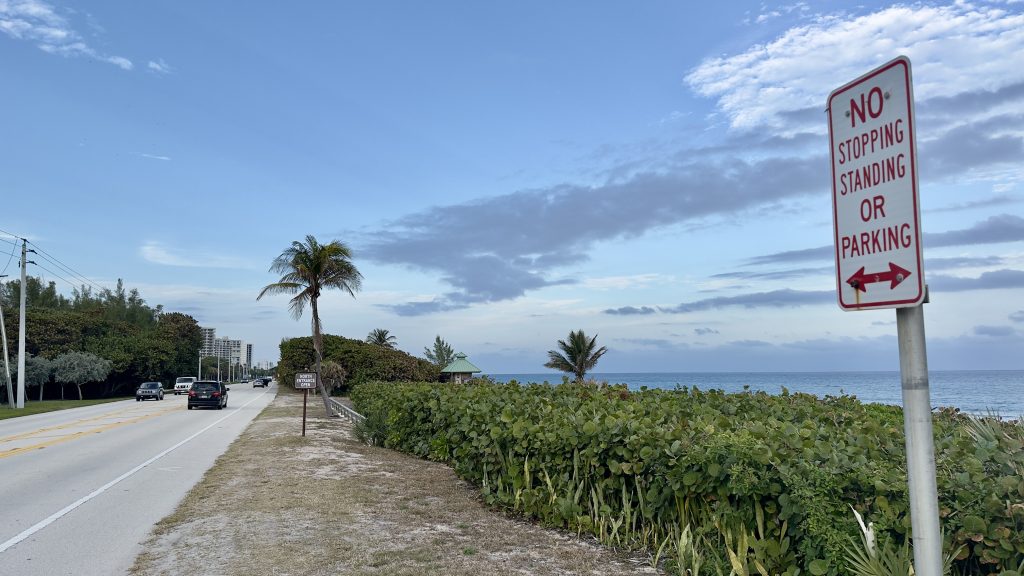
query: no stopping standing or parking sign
[{"left": 828, "top": 56, "right": 925, "bottom": 310}]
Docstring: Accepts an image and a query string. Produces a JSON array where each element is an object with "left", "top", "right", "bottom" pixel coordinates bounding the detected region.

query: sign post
[
  {"left": 828, "top": 56, "right": 941, "bottom": 576},
  {"left": 294, "top": 372, "right": 317, "bottom": 437}
]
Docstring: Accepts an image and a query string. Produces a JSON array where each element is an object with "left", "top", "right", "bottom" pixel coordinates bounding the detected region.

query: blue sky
[{"left": 2, "top": 1, "right": 1022, "bottom": 373}]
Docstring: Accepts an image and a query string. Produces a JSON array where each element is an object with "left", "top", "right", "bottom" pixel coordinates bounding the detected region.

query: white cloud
[
  {"left": 687, "top": 3, "right": 1024, "bottom": 132},
  {"left": 106, "top": 55, "right": 132, "bottom": 70},
  {"left": 0, "top": 0, "right": 133, "bottom": 69},
  {"left": 139, "top": 153, "right": 171, "bottom": 161},
  {"left": 581, "top": 273, "right": 671, "bottom": 291},
  {"left": 147, "top": 58, "right": 171, "bottom": 74},
  {"left": 140, "top": 241, "right": 258, "bottom": 270}
]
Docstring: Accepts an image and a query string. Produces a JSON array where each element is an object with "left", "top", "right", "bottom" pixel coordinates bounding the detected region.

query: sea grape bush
[{"left": 350, "top": 380, "right": 1024, "bottom": 575}]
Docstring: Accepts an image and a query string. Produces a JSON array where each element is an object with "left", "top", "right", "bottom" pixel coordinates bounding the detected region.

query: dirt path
[{"left": 131, "top": 391, "right": 659, "bottom": 576}]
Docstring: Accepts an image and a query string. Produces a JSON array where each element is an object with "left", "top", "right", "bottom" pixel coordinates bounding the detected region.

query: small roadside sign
[
  {"left": 294, "top": 372, "right": 317, "bottom": 389},
  {"left": 294, "top": 372, "right": 318, "bottom": 437},
  {"left": 828, "top": 56, "right": 925, "bottom": 310}
]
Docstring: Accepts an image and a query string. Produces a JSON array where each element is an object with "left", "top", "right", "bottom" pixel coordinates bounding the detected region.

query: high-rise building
[
  {"left": 199, "top": 327, "right": 252, "bottom": 376},
  {"left": 200, "top": 327, "right": 217, "bottom": 357}
]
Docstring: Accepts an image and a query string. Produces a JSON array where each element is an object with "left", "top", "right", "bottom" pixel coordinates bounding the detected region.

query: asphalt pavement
[{"left": 0, "top": 382, "right": 277, "bottom": 576}]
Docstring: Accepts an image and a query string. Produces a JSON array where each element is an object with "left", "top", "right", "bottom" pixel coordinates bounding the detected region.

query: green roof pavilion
[{"left": 441, "top": 352, "right": 481, "bottom": 384}]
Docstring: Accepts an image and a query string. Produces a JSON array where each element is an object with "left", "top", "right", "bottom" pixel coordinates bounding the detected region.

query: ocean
[{"left": 484, "top": 371, "right": 1024, "bottom": 418}]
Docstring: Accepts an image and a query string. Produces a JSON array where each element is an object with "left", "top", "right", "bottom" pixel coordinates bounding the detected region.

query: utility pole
[
  {"left": 198, "top": 351, "right": 202, "bottom": 379},
  {"left": 0, "top": 274, "right": 12, "bottom": 408},
  {"left": 16, "top": 240, "right": 28, "bottom": 409}
]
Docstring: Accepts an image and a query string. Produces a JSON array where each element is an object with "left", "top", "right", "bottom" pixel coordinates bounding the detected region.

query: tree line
[{"left": 1, "top": 276, "right": 202, "bottom": 402}]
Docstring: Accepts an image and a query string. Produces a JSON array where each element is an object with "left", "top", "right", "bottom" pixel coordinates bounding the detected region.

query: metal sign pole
[
  {"left": 897, "top": 300, "right": 942, "bottom": 576},
  {"left": 302, "top": 388, "right": 308, "bottom": 437}
]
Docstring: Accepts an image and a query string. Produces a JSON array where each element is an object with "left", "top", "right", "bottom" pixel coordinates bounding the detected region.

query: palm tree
[
  {"left": 257, "top": 235, "right": 362, "bottom": 415},
  {"left": 544, "top": 329, "right": 608, "bottom": 383},
  {"left": 366, "top": 328, "right": 397, "bottom": 349}
]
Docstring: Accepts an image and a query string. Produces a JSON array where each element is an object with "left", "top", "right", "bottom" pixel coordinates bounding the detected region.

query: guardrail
[{"left": 328, "top": 398, "right": 365, "bottom": 423}]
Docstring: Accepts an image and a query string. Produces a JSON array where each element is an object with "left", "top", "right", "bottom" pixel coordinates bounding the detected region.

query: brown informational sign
[
  {"left": 294, "top": 372, "right": 317, "bottom": 436},
  {"left": 294, "top": 372, "right": 317, "bottom": 389}
]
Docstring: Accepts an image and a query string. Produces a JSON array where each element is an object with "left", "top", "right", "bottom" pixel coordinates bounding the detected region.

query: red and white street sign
[{"left": 828, "top": 56, "right": 925, "bottom": 310}]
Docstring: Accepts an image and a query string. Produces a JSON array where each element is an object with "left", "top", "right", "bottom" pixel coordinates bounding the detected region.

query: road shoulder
[{"left": 131, "top": 391, "right": 658, "bottom": 576}]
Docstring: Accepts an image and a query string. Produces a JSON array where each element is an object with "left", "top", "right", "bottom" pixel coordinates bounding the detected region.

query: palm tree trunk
[{"left": 310, "top": 297, "right": 332, "bottom": 417}]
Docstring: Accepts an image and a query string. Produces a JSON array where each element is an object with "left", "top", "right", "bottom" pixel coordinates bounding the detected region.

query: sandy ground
[{"left": 131, "top": 391, "right": 660, "bottom": 576}]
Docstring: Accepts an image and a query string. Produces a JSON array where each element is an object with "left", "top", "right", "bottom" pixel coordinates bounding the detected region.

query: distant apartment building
[
  {"left": 200, "top": 327, "right": 217, "bottom": 357},
  {"left": 216, "top": 337, "right": 241, "bottom": 365},
  {"left": 199, "top": 327, "right": 252, "bottom": 373}
]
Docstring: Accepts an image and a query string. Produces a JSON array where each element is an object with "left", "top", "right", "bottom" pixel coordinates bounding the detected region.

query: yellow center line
[
  {"left": 0, "top": 406, "right": 141, "bottom": 443},
  {"left": 0, "top": 405, "right": 181, "bottom": 460}
]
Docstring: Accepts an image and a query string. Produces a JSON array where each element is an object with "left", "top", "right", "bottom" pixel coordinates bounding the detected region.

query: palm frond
[
  {"left": 544, "top": 330, "right": 608, "bottom": 382},
  {"left": 256, "top": 281, "right": 303, "bottom": 300},
  {"left": 288, "top": 292, "right": 310, "bottom": 320}
]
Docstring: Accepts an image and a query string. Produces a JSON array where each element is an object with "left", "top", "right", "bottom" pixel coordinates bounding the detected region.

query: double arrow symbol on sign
[{"left": 846, "top": 262, "right": 912, "bottom": 292}]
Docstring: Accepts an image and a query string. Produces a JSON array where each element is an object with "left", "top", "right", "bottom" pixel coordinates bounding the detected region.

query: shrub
[
  {"left": 351, "top": 380, "right": 1023, "bottom": 575},
  {"left": 278, "top": 334, "right": 439, "bottom": 393}
]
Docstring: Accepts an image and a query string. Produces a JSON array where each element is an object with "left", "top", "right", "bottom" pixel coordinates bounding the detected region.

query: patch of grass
[{"left": 0, "top": 398, "right": 123, "bottom": 420}]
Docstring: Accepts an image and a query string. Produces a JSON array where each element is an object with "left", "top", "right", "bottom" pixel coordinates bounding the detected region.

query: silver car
[{"left": 136, "top": 381, "right": 165, "bottom": 401}]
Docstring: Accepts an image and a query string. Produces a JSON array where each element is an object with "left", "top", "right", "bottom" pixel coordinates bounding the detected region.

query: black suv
[{"left": 187, "top": 381, "right": 229, "bottom": 410}]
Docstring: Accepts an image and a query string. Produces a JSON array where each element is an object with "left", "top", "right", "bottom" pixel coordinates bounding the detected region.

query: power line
[
  {"left": 0, "top": 232, "right": 109, "bottom": 294},
  {"left": 27, "top": 241, "right": 109, "bottom": 294},
  {"left": 0, "top": 242, "right": 15, "bottom": 277},
  {"left": 30, "top": 261, "right": 83, "bottom": 292}
]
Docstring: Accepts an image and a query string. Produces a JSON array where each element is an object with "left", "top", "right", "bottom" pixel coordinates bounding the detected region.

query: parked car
[
  {"left": 174, "top": 376, "right": 197, "bottom": 395},
  {"left": 187, "top": 381, "right": 229, "bottom": 410},
  {"left": 136, "top": 381, "right": 164, "bottom": 401}
]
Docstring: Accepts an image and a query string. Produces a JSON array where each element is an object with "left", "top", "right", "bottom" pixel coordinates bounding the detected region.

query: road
[{"left": 0, "top": 382, "right": 276, "bottom": 576}]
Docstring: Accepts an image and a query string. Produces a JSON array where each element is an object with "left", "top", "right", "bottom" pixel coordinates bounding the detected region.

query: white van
[{"left": 174, "top": 376, "right": 197, "bottom": 395}]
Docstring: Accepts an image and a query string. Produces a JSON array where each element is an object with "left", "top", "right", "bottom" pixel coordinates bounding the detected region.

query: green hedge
[
  {"left": 278, "top": 334, "right": 439, "bottom": 393},
  {"left": 351, "top": 380, "right": 1024, "bottom": 575}
]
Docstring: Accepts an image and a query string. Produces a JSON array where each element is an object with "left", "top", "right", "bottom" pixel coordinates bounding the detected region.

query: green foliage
[
  {"left": 366, "top": 328, "right": 397, "bottom": 349},
  {"left": 12, "top": 353, "right": 52, "bottom": 388},
  {"left": 424, "top": 335, "right": 455, "bottom": 367},
  {"left": 51, "top": 351, "right": 113, "bottom": 400},
  {"left": 320, "top": 360, "right": 347, "bottom": 393},
  {"left": 257, "top": 235, "right": 363, "bottom": 321},
  {"left": 543, "top": 329, "right": 608, "bottom": 382},
  {"left": 258, "top": 235, "right": 363, "bottom": 413},
  {"left": 1, "top": 276, "right": 202, "bottom": 398},
  {"left": 351, "top": 381, "right": 1024, "bottom": 576},
  {"left": 278, "top": 334, "right": 438, "bottom": 393}
]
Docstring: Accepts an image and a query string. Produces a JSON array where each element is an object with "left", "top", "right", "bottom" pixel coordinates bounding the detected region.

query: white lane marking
[{"left": 0, "top": 390, "right": 271, "bottom": 554}]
